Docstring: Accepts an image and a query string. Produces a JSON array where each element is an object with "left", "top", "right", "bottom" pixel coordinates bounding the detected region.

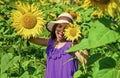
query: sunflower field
[{"left": 0, "top": 0, "right": 120, "bottom": 78}]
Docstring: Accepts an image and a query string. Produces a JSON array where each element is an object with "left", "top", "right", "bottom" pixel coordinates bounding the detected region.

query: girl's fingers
[
  {"left": 75, "top": 51, "right": 88, "bottom": 64},
  {"left": 81, "top": 50, "right": 88, "bottom": 59}
]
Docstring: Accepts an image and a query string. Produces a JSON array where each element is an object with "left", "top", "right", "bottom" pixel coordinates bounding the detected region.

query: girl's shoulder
[{"left": 48, "top": 39, "right": 55, "bottom": 45}]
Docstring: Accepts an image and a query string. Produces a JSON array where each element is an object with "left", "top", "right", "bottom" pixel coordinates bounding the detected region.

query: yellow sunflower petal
[
  {"left": 15, "top": 1, "right": 27, "bottom": 14},
  {"left": 83, "top": 0, "right": 120, "bottom": 17},
  {"left": 0, "top": 1, "right": 4, "bottom": 5},
  {"left": 11, "top": 1, "right": 46, "bottom": 39},
  {"left": 83, "top": 0, "right": 91, "bottom": 9},
  {"left": 107, "top": 2, "right": 115, "bottom": 17},
  {"left": 118, "top": 6, "right": 120, "bottom": 12},
  {"left": 111, "top": 1, "right": 117, "bottom": 9}
]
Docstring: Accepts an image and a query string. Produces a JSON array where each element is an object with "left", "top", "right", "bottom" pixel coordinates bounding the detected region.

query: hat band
[{"left": 57, "top": 16, "right": 73, "bottom": 23}]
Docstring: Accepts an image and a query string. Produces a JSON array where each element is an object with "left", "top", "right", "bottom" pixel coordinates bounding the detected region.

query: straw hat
[{"left": 46, "top": 13, "right": 73, "bottom": 32}]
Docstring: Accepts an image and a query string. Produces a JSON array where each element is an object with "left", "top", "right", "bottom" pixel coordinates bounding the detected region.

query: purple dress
[{"left": 45, "top": 39, "right": 78, "bottom": 78}]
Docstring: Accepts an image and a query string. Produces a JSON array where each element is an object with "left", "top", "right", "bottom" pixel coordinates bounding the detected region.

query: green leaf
[
  {"left": 87, "top": 53, "right": 102, "bottom": 66},
  {"left": 99, "top": 57, "right": 116, "bottom": 69},
  {"left": 29, "top": 75, "right": 38, "bottom": 78},
  {"left": 1, "top": 53, "right": 13, "bottom": 73},
  {"left": 20, "top": 71, "right": 29, "bottom": 78},
  {"left": 93, "top": 69, "right": 120, "bottom": 78},
  {"left": 63, "top": 57, "right": 76, "bottom": 64},
  {"left": 81, "top": 8, "right": 93, "bottom": 21},
  {"left": 67, "top": 38, "right": 88, "bottom": 52},
  {"left": 92, "top": 61, "right": 100, "bottom": 74},
  {"left": 88, "top": 20, "right": 119, "bottom": 49},
  {"left": 8, "top": 56, "right": 20, "bottom": 66},
  {"left": 4, "top": 0, "right": 10, "bottom": 3},
  {"left": 0, "top": 73, "right": 7, "bottom": 78},
  {"left": 112, "top": 70, "right": 120, "bottom": 78},
  {"left": 22, "top": 61, "right": 31, "bottom": 69},
  {"left": 0, "top": 27, "right": 4, "bottom": 33},
  {"left": 74, "top": 70, "right": 82, "bottom": 78},
  {"left": 73, "top": 6, "right": 82, "bottom": 12},
  {"left": 1, "top": 53, "right": 20, "bottom": 73},
  {"left": 27, "top": 66, "right": 36, "bottom": 75}
]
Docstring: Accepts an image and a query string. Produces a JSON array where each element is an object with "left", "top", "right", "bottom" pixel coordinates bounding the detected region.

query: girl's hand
[{"left": 75, "top": 50, "right": 88, "bottom": 64}]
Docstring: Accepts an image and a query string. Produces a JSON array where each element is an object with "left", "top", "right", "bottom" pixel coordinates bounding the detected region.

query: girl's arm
[{"left": 28, "top": 37, "right": 50, "bottom": 46}]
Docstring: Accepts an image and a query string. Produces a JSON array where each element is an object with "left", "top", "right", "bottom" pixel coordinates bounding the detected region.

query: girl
[{"left": 29, "top": 13, "right": 88, "bottom": 78}]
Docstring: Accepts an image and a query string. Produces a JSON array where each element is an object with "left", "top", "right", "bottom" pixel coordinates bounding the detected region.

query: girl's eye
[{"left": 58, "top": 25, "right": 62, "bottom": 28}]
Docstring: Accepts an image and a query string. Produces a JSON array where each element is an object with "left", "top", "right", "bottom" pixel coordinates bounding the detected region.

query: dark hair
[{"left": 50, "top": 24, "right": 58, "bottom": 39}]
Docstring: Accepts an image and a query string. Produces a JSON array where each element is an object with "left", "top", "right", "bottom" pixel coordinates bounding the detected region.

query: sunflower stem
[{"left": 82, "top": 62, "right": 87, "bottom": 73}]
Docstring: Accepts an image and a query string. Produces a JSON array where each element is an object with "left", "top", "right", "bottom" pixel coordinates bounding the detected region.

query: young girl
[{"left": 29, "top": 13, "right": 88, "bottom": 78}]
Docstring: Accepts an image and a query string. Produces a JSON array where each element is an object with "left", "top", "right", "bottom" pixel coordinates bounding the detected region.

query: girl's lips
[{"left": 57, "top": 32, "right": 63, "bottom": 38}]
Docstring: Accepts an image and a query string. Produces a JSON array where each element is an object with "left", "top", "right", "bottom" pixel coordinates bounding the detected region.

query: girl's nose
[
  {"left": 59, "top": 28, "right": 65, "bottom": 33},
  {"left": 61, "top": 27, "right": 65, "bottom": 31}
]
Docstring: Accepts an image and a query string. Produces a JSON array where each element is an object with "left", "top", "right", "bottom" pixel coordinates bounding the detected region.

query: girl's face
[{"left": 55, "top": 23, "right": 68, "bottom": 42}]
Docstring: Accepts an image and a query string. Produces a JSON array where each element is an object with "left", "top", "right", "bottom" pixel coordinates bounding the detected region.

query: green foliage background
[{"left": 0, "top": 0, "right": 120, "bottom": 78}]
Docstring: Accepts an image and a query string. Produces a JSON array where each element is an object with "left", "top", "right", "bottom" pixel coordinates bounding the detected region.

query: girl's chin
[{"left": 56, "top": 37, "right": 65, "bottom": 42}]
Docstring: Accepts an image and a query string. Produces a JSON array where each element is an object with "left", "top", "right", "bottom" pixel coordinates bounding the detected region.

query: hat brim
[{"left": 46, "top": 20, "right": 70, "bottom": 32}]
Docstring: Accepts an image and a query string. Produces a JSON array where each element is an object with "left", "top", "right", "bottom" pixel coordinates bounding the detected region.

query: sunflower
[
  {"left": 40, "top": 0, "right": 47, "bottom": 6},
  {"left": 11, "top": 1, "right": 46, "bottom": 39},
  {"left": 66, "top": 8, "right": 81, "bottom": 22},
  {"left": 91, "top": 10, "right": 103, "bottom": 18},
  {"left": 83, "top": 0, "right": 120, "bottom": 17},
  {"left": 74, "top": 0, "right": 82, "bottom": 6},
  {"left": 62, "top": 0, "right": 70, "bottom": 4},
  {"left": 49, "top": 13, "right": 57, "bottom": 20},
  {"left": 64, "top": 23, "right": 81, "bottom": 42},
  {"left": 48, "top": 0, "right": 61, "bottom": 4}
]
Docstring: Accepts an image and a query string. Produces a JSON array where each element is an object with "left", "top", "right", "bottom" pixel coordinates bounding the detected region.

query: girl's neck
[
  {"left": 55, "top": 39, "right": 66, "bottom": 43},
  {"left": 54, "top": 40, "right": 67, "bottom": 49}
]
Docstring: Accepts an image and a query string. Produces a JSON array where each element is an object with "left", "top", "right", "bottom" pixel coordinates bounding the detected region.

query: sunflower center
[
  {"left": 22, "top": 13, "right": 37, "bottom": 29},
  {"left": 94, "top": 0, "right": 110, "bottom": 4},
  {"left": 70, "top": 28, "right": 77, "bottom": 37}
]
